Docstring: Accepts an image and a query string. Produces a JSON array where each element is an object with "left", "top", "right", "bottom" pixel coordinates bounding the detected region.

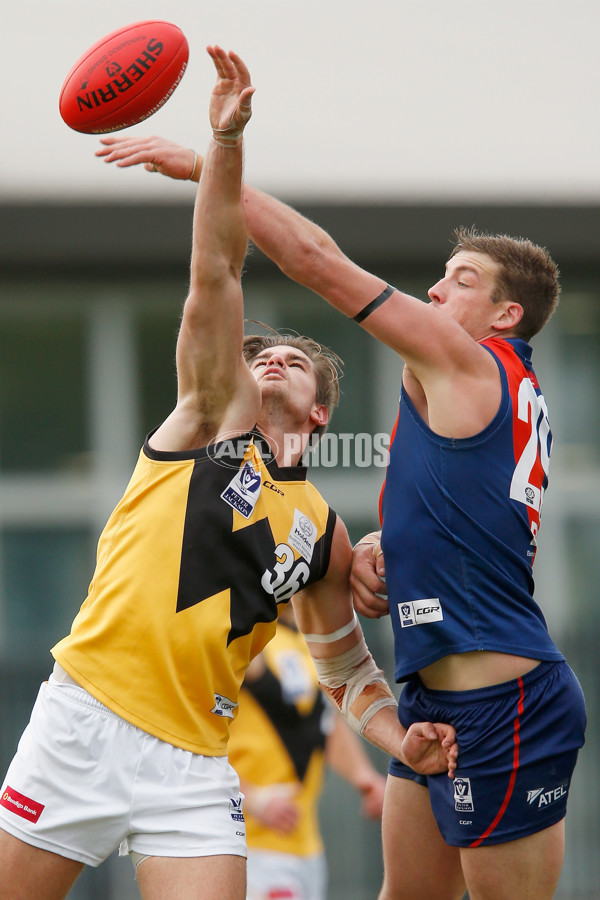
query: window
[
  {"left": 0, "top": 527, "right": 94, "bottom": 661},
  {"left": 0, "top": 309, "right": 86, "bottom": 473}
]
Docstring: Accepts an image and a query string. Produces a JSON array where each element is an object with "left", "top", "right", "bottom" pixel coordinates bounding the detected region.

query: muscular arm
[
  {"left": 148, "top": 49, "right": 259, "bottom": 453},
  {"left": 240, "top": 185, "right": 508, "bottom": 437},
  {"left": 97, "top": 135, "right": 501, "bottom": 438}
]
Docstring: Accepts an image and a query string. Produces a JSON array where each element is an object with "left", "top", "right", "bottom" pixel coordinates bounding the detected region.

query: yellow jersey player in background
[{"left": 229, "top": 604, "right": 386, "bottom": 900}]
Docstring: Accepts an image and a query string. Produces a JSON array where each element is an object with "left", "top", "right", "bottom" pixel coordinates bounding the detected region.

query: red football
[{"left": 59, "top": 20, "right": 189, "bottom": 134}]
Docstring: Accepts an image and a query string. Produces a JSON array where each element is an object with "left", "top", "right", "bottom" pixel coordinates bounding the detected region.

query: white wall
[{"left": 5, "top": 0, "right": 600, "bottom": 202}]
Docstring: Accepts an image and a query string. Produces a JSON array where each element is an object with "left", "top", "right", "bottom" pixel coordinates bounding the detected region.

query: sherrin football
[{"left": 59, "top": 20, "right": 189, "bottom": 134}]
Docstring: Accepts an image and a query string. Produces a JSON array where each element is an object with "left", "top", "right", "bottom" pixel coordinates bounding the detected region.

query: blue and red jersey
[{"left": 380, "top": 337, "right": 564, "bottom": 683}]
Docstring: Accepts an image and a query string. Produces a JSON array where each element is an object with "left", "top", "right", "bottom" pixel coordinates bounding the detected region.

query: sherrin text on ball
[{"left": 59, "top": 20, "right": 189, "bottom": 134}]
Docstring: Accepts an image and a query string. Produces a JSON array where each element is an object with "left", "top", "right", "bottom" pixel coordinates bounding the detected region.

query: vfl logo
[
  {"left": 211, "top": 693, "right": 238, "bottom": 719},
  {"left": 240, "top": 462, "right": 261, "bottom": 494},
  {"left": 1, "top": 786, "right": 45, "bottom": 823},
  {"left": 262, "top": 542, "right": 310, "bottom": 603},
  {"left": 453, "top": 777, "right": 474, "bottom": 812},
  {"left": 399, "top": 599, "right": 443, "bottom": 628},
  {"left": 221, "top": 460, "right": 262, "bottom": 519},
  {"left": 399, "top": 603, "right": 414, "bottom": 627},
  {"left": 526, "top": 785, "right": 568, "bottom": 808},
  {"left": 106, "top": 61, "right": 122, "bottom": 77},
  {"left": 229, "top": 795, "right": 245, "bottom": 822}
]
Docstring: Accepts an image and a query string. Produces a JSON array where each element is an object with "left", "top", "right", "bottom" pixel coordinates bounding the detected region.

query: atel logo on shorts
[{"left": 1, "top": 786, "right": 45, "bottom": 823}]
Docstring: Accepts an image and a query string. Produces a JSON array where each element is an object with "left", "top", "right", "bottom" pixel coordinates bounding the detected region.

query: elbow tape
[
  {"left": 311, "top": 636, "right": 397, "bottom": 735},
  {"left": 302, "top": 612, "right": 358, "bottom": 644}
]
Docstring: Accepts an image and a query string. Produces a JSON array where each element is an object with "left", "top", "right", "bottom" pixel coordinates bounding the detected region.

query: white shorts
[
  {"left": 0, "top": 674, "right": 247, "bottom": 867},
  {"left": 246, "top": 849, "right": 327, "bottom": 900}
]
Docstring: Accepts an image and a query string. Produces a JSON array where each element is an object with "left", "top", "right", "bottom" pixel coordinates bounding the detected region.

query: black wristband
[{"left": 352, "top": 284, "right": 395, "bottom": 323}]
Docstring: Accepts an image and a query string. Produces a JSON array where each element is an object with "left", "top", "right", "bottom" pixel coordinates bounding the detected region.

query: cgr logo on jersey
[
  {"left": 264, "top": 479, "right": 284, "bottom": 496},
  {"left": 453, "top": 777, "right": 474, "bottom": 812},
  {"left": 399, "top": 598, "right": 443, "bottom": 628},
  {"left": 211, "top": 693, "right": 238, "bottom": 719},
  {"left": 287, "top": 509, "right": 316, "bottom": 563},
  {"left": 526, "top": 784, "right": 568, "bottom": 808},
  {"left": 221, "top": 460, "right": 262, "bottom": 518}
]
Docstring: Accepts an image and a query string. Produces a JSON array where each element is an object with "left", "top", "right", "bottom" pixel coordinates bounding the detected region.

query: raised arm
[
  {"left": 97, "top": 132, "right": 503, "bottom": 438},
  {"left": 148, "top": 48, "right": 259, "bottom": 452},
  {"left": 238, "top": 185, "right": 505, "bottom": 437},
  {"left": 291, "top": 517, "right": 457, "bottom": 776}
]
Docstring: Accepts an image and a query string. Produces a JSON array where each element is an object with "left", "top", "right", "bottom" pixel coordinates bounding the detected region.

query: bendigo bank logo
[{"left": 1, "top": 786, "right": 45, "bottom": 823}]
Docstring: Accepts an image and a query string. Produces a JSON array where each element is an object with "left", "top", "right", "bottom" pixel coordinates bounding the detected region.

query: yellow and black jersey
[
  {"left": 228, "top": 621, "right": 332, "bottom": 856},
  {"left": 52, "top": 431, "right": 336, "bottom": 755}
]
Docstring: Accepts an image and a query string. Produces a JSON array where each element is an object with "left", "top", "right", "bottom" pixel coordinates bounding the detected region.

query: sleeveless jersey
[
  {"left": 380, "top": 337, "right": 564, "bottom": 682},
  {"left": 228, "top": 621, "right": 330, "bottom": 856},
  {"left": 52, "top": 432, "right": 336, "bottom": 755}
]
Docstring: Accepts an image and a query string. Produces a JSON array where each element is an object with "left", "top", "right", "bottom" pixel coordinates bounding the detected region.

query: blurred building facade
[{"left": 0, "top": 200, "right": 598, "bottom": 899}]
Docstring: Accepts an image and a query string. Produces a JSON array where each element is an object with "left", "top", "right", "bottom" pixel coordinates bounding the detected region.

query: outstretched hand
[
  {"left": 206, "top": 45, "right": 255, "bottom": 146},
  {"left": 401, "top": 722, "right": 458, "bottom": 779},
  {"left": 95, "top": 134, "right": 199, "bottom": 180},
  {"left": 95, "top": 46, "right": 255, "bottom": 178}
]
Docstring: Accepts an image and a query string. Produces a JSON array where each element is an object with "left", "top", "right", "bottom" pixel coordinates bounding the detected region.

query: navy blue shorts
[{"left": 389, "top": 660, "right": 586, "bottom": 847}]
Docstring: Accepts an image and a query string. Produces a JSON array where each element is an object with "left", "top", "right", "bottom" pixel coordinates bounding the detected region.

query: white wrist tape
[
  {"left": 354, "top": 531, "right": 381, "bottom": 548},
  {"left": 213, "top": 104, "right": 252, "bottom": 147},
  {"left": 311, "top": 635, "right": 397, "bottom": 736},
  {"left": 188, "top": 151, "right": 200, "bottom": 181},
  {"left": 303, "top": 611, "right": 358, "bottom": 644},
  {"left": 355, "top": 533, "right": 382, "bottom": 561}
]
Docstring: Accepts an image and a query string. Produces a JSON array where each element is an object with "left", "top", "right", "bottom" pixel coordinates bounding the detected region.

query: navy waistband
[{"left": 413, "top": 660, "right": 564, "bottom": 706}]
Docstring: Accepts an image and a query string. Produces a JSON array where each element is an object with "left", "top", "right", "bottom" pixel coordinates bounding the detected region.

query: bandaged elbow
[{"left": 311, "top": 636, "right": 397, "bottom": 735}]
